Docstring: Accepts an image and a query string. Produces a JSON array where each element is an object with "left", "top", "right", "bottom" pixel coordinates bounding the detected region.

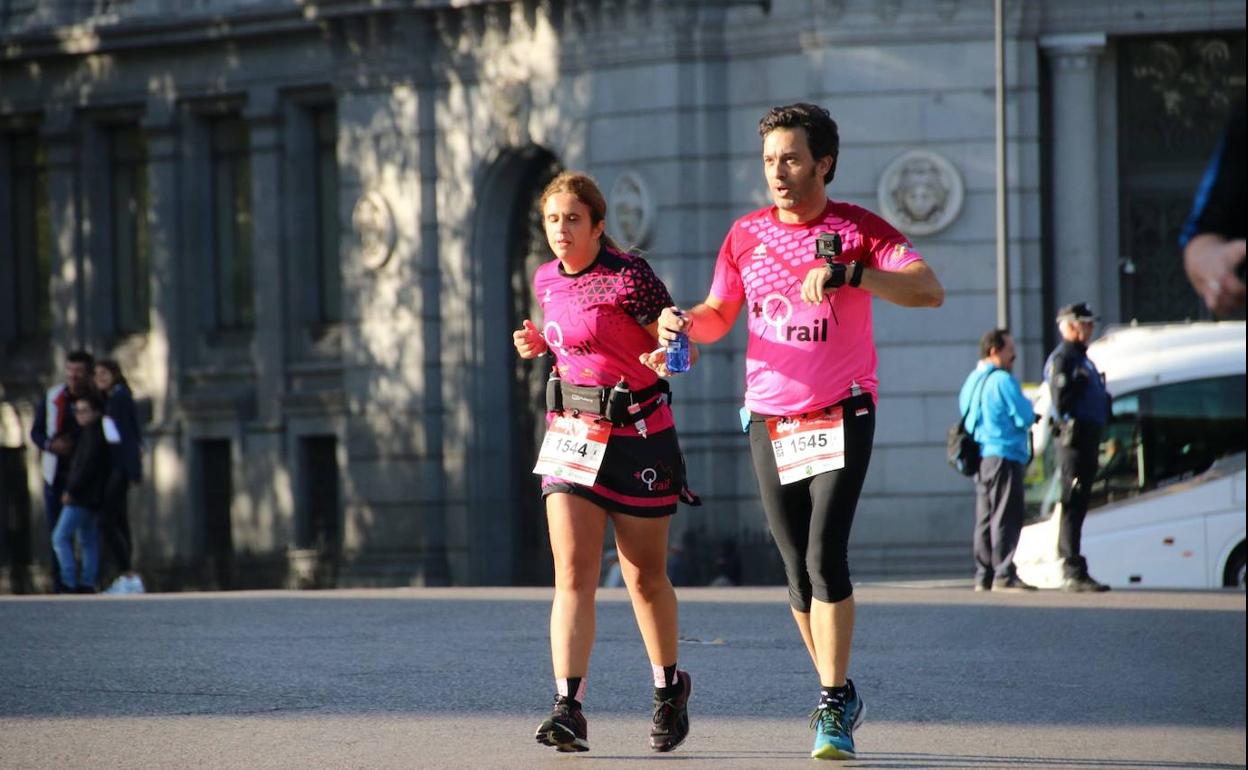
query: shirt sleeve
[
  {"left": 1180, "top": 99, "right": 1245, "bottom": 247},
  {"left": 31, "top": 396, "right": 49, "bottom": 448},
  {"left": 1049, "top": 347, "right": 1085, "bottom": 416},
  {"left": 619, "top": 257, "right": 674, "bottom": 326},
  {"left": 996, "top": 374, "right": 1035, "bottom": 430},
  {"left": 708, "top": 227, "right": 744, "bottom": 303},
  {"left": 858, "top": 209, "right": 923, "bottom": 272}
]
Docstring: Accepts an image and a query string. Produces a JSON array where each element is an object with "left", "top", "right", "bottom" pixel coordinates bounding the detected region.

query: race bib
[
  {"left": 533, "top": 414, "right": 611, "bottom": 486},
  {"left": 767, "top": 407, "right": 845, "bottom": 485}
]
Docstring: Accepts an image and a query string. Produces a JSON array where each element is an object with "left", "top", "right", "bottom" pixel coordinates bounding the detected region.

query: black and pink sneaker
[
  {"left": 649, "top": 669, "right": 692, "bottom": 752},
  {"left": 534, "top": 694, "right": 589, "bottom": 753}
]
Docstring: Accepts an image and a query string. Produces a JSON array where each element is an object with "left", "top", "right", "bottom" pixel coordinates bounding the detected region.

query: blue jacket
[
  {"left": 1044, "top": 341, "right": 1110, "bottom": 427},
  {"left": 958, "top": 362, "right": 1035, "bottom": 464}
]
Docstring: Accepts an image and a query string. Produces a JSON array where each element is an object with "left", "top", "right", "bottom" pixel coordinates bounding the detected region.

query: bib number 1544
[{"left": 533, "top": 414, "right": 610, "bottom": 486}]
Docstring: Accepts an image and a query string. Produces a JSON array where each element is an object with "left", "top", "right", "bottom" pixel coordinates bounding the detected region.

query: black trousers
[
  {"left": 42, "top": 481, "right": 65, "bottom": 593},
  {"left": 1057, "top": 421, "right": 1101, "bottom": 579},
  {"left": 972, "top": 455, "right": 1024, "bottom": 585},
  {"left": 100, "top": 482, "right": 133, "bottom": 574},
  {"left": 747, "top": 394, "right": 875, "bottom": 610}
]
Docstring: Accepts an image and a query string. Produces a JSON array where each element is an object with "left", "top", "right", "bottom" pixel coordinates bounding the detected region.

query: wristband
[{"left": 848, "top": 261, "right": 863, "bottom": 287}]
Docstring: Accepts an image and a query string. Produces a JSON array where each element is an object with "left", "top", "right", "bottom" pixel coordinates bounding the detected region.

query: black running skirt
[{"left": 541, "top": 425, "right": 686, "bottom": 518}]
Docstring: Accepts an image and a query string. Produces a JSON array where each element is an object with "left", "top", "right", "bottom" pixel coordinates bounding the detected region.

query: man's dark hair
[
  {"left": 66, "top": 349, "right": 94, "bottom": 368},
  {"left": 76, "top": 391, "right": 106, "bottom": 413},
  {"left": 758, "top": 103, "right": 840, "bottom": 184},
  {"left": 980, "top": 328, "right": 1011, "bottom": 359}
]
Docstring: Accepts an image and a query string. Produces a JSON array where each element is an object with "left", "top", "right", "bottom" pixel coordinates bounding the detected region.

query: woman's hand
[
  {"left": 513, "top": 319, "right": 548, "bottom": 359},
  {"left": 638, "top": 347, "right": 670, "bottom": 378}
]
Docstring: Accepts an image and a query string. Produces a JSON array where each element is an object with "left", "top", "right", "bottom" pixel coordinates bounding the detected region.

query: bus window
[
  {"left": 1142, "top": 375, "right": 1246, "bottom": 488},
  {"left": 1090, "top": 393, "right": 1142, "bottom": 508}
]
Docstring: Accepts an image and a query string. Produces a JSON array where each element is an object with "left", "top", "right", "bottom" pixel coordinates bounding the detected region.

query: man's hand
[
  {"left": 801, "top": 265, "right": 836, "bottom": 304},
  {"left": 656, "top": 306, "right": 691, "bottom": 347},
  {"left": 49, "top": 436, "right": 73, "bottom": 456},
  {"left": 1184, "top": 235, "right": 1246, "bottom": 316},
  {"left": 512, "top": 319, "right": 548, "bottom": 359}
]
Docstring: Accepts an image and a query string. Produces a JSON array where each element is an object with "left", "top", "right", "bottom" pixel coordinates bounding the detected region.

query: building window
[
  {"left": 4, "top": 131, "right": 52, "bottom": 340},
  {"left": 110, "top": 124, "right": 150, "bottom": 335},
  {"left": 209, "top": 115, "right": 253, "bottom": 329},
  {"left": 311, "top": 105, "right": 341, "bottom": 324}
]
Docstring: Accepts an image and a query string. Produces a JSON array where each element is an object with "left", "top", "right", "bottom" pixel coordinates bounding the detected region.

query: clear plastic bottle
[{"left": 666, "top": 311, "right": 690, "bottom": 373}]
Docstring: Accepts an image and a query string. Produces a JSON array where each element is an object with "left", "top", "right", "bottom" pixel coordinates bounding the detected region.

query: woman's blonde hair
[{"left": 539, "top": 171, "right": 621, "bottom": 252}]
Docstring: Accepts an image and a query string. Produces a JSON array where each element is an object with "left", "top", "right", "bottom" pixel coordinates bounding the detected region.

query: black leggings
[{"left": 748, "top": 394, "right": 875, "bottom": 610}]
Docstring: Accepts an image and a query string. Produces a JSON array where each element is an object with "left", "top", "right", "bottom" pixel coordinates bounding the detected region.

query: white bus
[{"left": 1015, "top": 321, "right": 1246, "bottom": 590}]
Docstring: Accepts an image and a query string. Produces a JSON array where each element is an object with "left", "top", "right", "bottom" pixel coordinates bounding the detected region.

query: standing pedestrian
[
  {"left": 94, "top": 360, "right": 145, "bottom": 595},
  {"left": 958, "top": 329, "right": 1038, "bottom": 592},
  {"left": 30, "top": 349, "right": 95, "bottom": 593},
  {"left": 51, "top": 392, "right": 112, "bottom": 594},
  {"left": 648, "top": 103, "right": 944, "bottom": 760},
  {"left": 513, "top": 171, "right": 697, "bottom": 754},
  {"left": 1044, "top": 303, "right": 1111, "bottom": 592}
]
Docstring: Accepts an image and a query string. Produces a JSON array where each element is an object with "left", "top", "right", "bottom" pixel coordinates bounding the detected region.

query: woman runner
[{"left": 513, "top": 171, "right": 696, "bottom": 754}]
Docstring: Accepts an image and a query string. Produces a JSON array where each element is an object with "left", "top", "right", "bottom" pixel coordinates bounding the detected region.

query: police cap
[{"left": 1056, "top": 302, "right": 1098, "bottom": 323}]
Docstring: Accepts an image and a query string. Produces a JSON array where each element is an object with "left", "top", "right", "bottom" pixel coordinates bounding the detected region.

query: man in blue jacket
[{"left": 959, "top": 329, "right": 1038, "bottom": 592}]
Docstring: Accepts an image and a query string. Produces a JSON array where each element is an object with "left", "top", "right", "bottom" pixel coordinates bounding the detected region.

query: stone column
[
  {"left": 40, "top": 107, "right": 82, "bottom": 353},
  {"left": 78, "top": 118, "right": 111, "bottom": 349},
  {"left": 244, "top": 92, "right": 287, "bottom": 427},
  {"left": 243, "top": 91, "right": 293, "bottom": 553},
  {"left": 0, "top": 133, "right": 14, "bottom": 344},
  {"left": 141, "top": 105, "right": 180, "bottom": 426},
  {"left": 1040, "top": 33, "right": 1106, "bottom": 313}
]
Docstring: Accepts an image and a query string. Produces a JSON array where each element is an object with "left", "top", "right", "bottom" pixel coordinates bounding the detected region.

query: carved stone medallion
[
  {"left": 608, "top": 171, "right": 654, "bottom": 248},
  {"left": 353, "top": 190, "right": 396, "bottom": 270},
  {"left": 876, "top": 149, "right": 964, "bottom": 237}
]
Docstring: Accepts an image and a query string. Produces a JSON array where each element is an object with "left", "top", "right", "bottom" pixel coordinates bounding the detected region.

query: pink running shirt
[
  {"left": 534, "top": 246, "right": 675, "bottom": 436},
  {"left": 709, "top": 200, "right": 923, "bottom": 415}
]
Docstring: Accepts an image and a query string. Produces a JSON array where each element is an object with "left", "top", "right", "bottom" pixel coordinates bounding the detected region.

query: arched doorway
[{"left": 471, "top": 145, "right": 561, "bottom": 585}]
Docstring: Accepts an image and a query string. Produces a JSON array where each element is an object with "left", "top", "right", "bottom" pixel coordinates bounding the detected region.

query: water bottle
[
  {"left": 545, "top": 367, "right": 563, "bottom": 412},
  {"left": 666, "top": 311, "right": 691, "bottom": 374},
  {"left": 606, "top": 378, "right": 631, "bottom": 424}
]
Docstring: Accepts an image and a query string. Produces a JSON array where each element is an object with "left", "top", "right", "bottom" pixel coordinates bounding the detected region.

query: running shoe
[
  {"left": 992, "top": 575, "right": 1039, "bottom": 592},
  {"left": 534, "top": 694, "right": 588, "bottom": 752},
  {"left": 1062, "top": 573, "right": 1110, "bottom": 592},
  {"left": 810, "top": 678, "right": 865, "bottom": 760},
  {"left": 649, "top": 669, "right": 692, "bottom": 752}
]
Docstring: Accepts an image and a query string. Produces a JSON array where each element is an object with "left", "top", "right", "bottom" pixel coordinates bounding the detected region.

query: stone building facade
[{"left": 0, "top": 0, "right": 1243, "bottom": 590}]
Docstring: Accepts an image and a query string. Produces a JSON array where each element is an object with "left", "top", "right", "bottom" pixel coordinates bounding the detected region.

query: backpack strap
[{"left": 962, "top": 367, "right": 999, "bottom": 432}]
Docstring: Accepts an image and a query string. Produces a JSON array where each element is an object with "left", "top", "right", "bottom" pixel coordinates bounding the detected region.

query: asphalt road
[{"left": 0, "top": 583, "right": 1243, "bottom": 769}]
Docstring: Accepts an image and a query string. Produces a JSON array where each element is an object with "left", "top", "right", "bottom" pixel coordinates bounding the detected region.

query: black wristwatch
[{"left": 824, "top": 261, "right": 863, "bottom": 289}]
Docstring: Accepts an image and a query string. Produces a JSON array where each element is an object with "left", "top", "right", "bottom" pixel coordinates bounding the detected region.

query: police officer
[{"left": 1044, "top": 303, "right": 1111, "bottom": 592}]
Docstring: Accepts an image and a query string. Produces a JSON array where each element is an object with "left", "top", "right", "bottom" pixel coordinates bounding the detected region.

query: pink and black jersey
[
  {"left": 710, "top": 200, "right": 923, "bottom": 415},
  {"left": 535, "top": 245, "right": 688, "bottom": 515},
  {"left": 535, "top": 246, "right": 672, "bottom": 392}
]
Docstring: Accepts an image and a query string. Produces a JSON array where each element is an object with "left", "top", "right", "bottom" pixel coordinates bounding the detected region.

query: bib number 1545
[{"left": 767, "top": 407, "right": 845, "bottom": 485}]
